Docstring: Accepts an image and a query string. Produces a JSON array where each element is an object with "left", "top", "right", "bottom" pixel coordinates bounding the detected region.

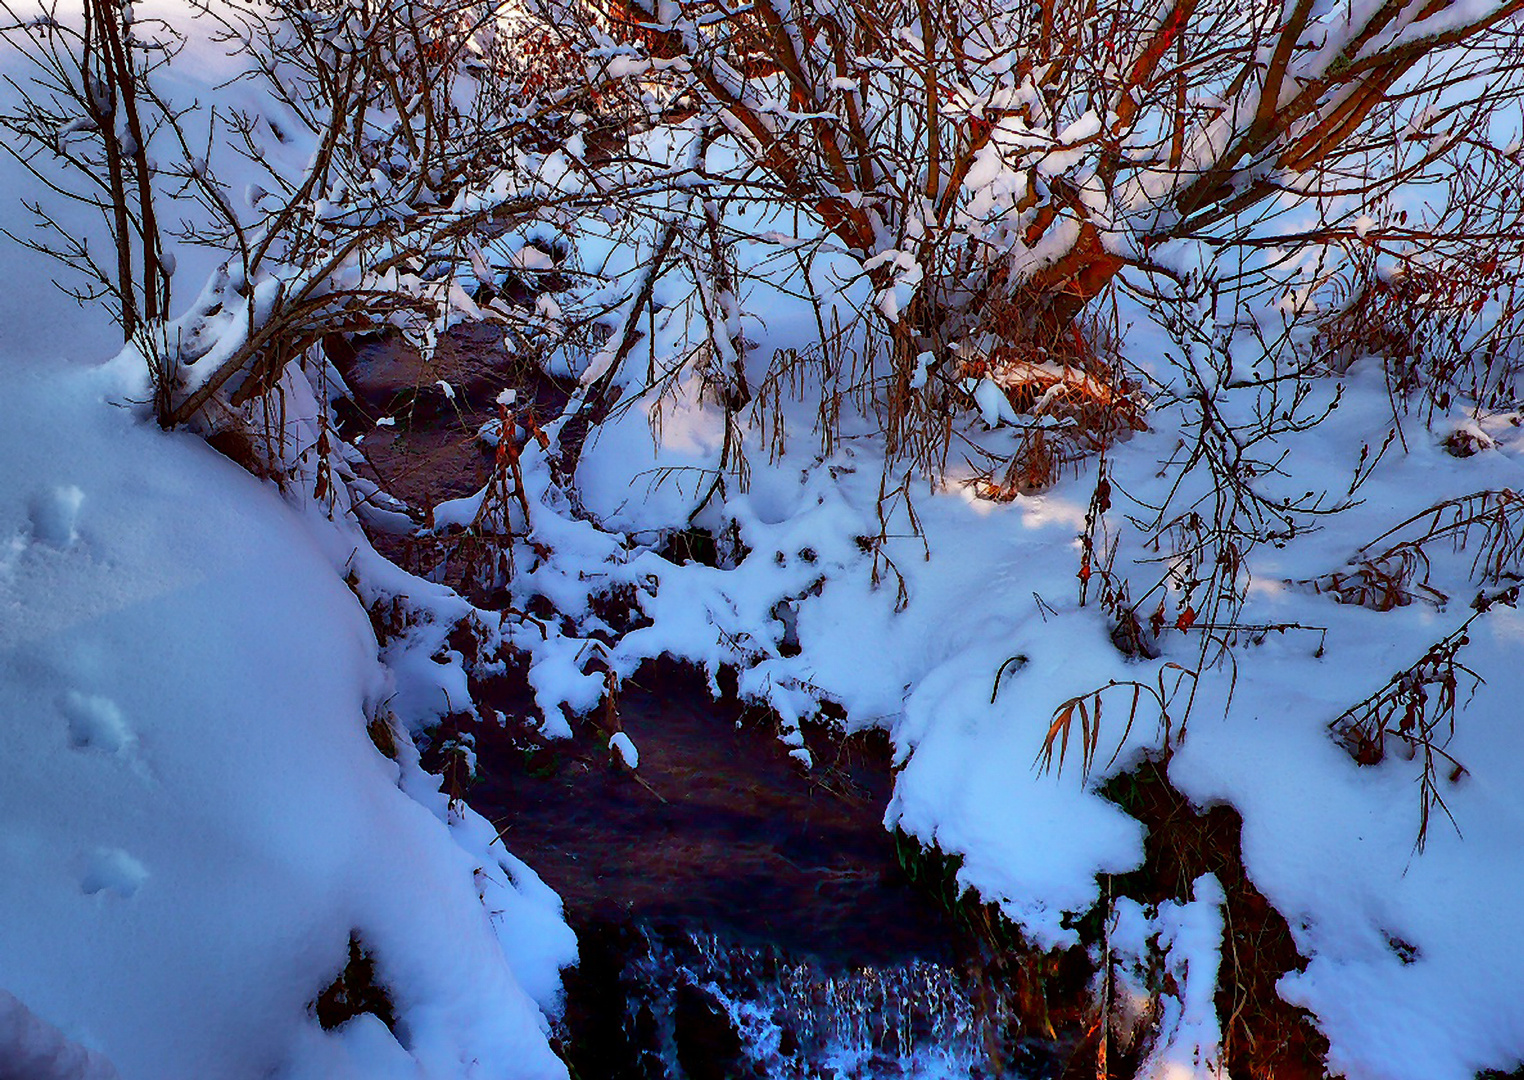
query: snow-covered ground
[
  {"left": 485, "top": 119, "right": 1524, "bottom": 1076},
  {"left": 0, "top": 6, "right": 583, "bottom": 1075},
  {"left": 3, "top": 2, "right": 1524, "bottom": 1077},
  {"left": 548, "top": 287, "right": 1524, "bottom": 1079},
  {"left": 0, "top": 354, "right": 575, "bottom": 1079},
  {"left": 0, "top": 78, "right": 577, "bottom": 1072}
]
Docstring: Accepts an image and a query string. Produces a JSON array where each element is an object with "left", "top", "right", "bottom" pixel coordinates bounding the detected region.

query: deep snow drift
[{"left": 0, "top": 356, "right": 575, "bottom": 1079}]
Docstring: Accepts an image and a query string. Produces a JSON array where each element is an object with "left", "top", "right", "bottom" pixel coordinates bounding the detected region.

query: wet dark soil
[
  {"left": 462, "top": 660, "right": 959, "bottom": 969},
  {"left": 1098, "top": 760, "right": 1330, "bottom": 1080}
]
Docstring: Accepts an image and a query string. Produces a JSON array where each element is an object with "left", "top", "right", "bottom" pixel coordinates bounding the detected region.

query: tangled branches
[{"left": 1300, "top": 489, "right": 1524, "bottom": 610}]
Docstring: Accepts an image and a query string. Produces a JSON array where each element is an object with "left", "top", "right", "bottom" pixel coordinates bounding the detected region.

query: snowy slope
[
  {"left": 0, "top": 3, "right": 585, "bottom": 1072},
  {"left": 0, "top": 360, "right": 574, "bottom": 1078}
]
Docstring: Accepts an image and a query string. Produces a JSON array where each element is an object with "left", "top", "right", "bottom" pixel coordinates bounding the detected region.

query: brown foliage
[
  {"left": 1298, "top": 489, "right": 1524, "bottom": 610},
  {"left": 1328, "top": 586, "right": 1518, "bottom": 851}
]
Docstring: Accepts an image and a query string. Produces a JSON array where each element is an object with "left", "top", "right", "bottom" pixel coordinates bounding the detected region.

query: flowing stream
[
  {"left": 346, "top": 331, "right": 1080, "bottom": 1077},
  {"left": 562, "top": 923, "right": 1067, "bottom": 1080}
]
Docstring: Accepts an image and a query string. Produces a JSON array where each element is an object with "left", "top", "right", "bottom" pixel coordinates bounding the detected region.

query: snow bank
[
  {"left": 537, "top": 219, "right": 1524, "bottom": 1076},
  {"left": 0, "top": 362, "right": 572, "bottom": 1080}
]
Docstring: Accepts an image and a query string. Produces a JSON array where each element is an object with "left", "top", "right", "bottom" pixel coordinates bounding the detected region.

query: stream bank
[{"left": 331, "top": 324, "right": 1328, "bottom": 1080}]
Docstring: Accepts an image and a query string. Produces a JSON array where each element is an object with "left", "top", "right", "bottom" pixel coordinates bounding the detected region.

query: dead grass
[
  {"left": 963, "top": 308, "right": 1147, "bottom": 501},
  {"left": 1328, "top": 584, "right": 1520, "bottom": 850},
  {"left": 1297, "top": 489, "right": 1524, "bottom": 611},
  {"left": 1297, "top": 492, "right": 1524, "bottom": 851},
  {"left": 1035, "top": 665, "right": 1197, "bottom": 780},
  {"left": 1315, "top": 263, "right": 1439, "bottom": 375},
  {"left": 1316, "top": 251, "right": 1524, "bottom": 423}
]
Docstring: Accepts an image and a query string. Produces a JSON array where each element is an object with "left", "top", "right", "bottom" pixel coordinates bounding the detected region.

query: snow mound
[{"left": 0, "top": 365, "right": 572, "bottom": 1080}]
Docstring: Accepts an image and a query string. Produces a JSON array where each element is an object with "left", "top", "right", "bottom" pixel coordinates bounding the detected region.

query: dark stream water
[
  {"left": 460, "top": 663, "right": 1075, "bottom": 1080},
  {"left": 563, "top": 923, "right": 1070, "bottom": 1080},
  {"left": 337, "top": 327, "right": 1078, "bottom": 1078}
]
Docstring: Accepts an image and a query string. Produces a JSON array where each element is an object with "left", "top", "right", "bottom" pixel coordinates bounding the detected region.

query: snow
[
  {"left": 61, "top": 692, "right": 136, "bottom": 755},
  {"left": 514, "top": 186, "right": 1524, "bottom": 1076},
  {"left": 886, "top": 628, "right": 1147, "bottom": 947},
  {"left": 1133, "top": 875, "right": 1229, "bottom": 1080},
  {"left": 971, "top": 376, "right": 1018, "bottom": 427},
  {"left": 0, "top": 365, "right": 573, "bottom": 1078},
  {"left": 4, "top": 0, "right": 1524, "bottom": 1076},
  {"left": 28, "top": 486, "right": 86, "bottom": 549},
  {"left": 1165, "top": 590, "right": 1524, "bottom": 1080},
  {"left": 0, "top": 990, "right": 119, "bottom": 1080},
  {"left": 609, "top": 731, "right": 641, "bottom": 769}
]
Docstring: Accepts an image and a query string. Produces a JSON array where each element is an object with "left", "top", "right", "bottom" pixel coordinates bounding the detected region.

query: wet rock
[{"left": 672, "top": 981, "right": 748, "bottom": 1080}]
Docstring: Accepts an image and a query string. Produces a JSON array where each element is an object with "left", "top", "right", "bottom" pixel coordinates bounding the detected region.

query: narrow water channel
[
  {"left": 561, "top": 922, "right": 1072, "bottom": 1079},
  {"left": 338, "top": 327, "right": 1084, "bottom": 1078},
  {"left": 458, "top": 662, "right": 1078, "bottom": 1080}
]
